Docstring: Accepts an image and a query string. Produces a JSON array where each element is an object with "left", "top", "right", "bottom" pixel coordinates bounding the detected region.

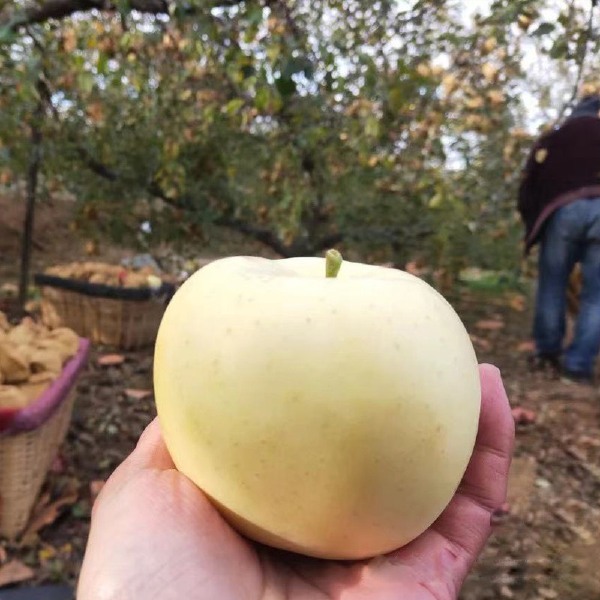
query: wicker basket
[
  {"left": 0, "top": 339, "right": 90, "bottom": 539},
  {"left": 35, "top": 274, "right": 175, "bottom": 350}
]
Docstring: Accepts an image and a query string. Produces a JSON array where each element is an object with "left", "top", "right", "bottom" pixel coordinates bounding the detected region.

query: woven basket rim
[
  {"left": 0, "top": 338, "right": 90, "bottom": 436},
  {"left": 34, "top": 273, "right": 175, "bottom": 302}
]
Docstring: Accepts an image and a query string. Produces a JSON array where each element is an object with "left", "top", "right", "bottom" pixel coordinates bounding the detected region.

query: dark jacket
[{"left": 518, "top": 114, "right": 600, "bottom": 253}]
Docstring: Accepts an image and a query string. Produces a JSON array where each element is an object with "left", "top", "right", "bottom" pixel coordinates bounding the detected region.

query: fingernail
[{"left": 491, "top": 502, "right": 511, "bottom": 526}]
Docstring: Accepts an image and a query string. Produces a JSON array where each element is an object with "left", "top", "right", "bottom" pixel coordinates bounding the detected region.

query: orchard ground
[{"left": 0, "top": 193, "right": 599, "bottom": 599}]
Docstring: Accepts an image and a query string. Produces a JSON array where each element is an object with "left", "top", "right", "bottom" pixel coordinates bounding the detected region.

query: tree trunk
[{"left": 18, "top": 107, "right": 43, "bottom": 314}]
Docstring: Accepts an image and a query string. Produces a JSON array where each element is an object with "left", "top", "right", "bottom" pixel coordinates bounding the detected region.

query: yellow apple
[{"left": 153, "top": 251, "right": 480, "bottom": 560}]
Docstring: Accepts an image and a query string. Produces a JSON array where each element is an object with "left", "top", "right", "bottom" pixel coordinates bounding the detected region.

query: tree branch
[
  {"left": 76, "top": 146, "right": 119, "bottom": 180},
  {"left": 554, "top": 0, "right": 597, "bottom": 124},
  {"left": 19, "top": 88, "right": 44, "bottom": 314},
  {"left": 1, "top": 0, "right": 243, "bottom": 32},
  {"left": 214, "top": 215, "right": 292, "bottom": 256},
  {"left": 33, "top": 64, "right": 122, "bottom": 181},
  {"left": 313, "top": 232, "right": 344, "bottom": 252}
]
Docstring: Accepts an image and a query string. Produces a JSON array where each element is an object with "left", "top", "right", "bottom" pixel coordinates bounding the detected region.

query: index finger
[
  {"left": 456, "top": 363, "right": 515, "bottom": 512},
  {"left": 128, "top": 417, "right": 176, "bottom": 472},
  {"left": 423, "top": 364, "right": 514, "bottom": 589},
  {"left": 99, "top": 417, "right": 176, "bottom": 500}
]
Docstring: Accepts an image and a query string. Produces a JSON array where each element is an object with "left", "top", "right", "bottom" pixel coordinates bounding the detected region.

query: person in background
[{"left": 518, "top": 94, "right": 600, "bottom": 383}]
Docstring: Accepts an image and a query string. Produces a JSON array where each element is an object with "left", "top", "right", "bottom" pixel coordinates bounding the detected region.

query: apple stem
[{"left": 326, "top": 249, "right": 343, "bottom": 278}]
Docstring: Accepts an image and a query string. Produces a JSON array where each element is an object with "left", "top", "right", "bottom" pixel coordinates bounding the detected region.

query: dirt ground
[
  {"left": 457, "top": 293, "right": 600, "bottom": 600},
  {"left": 0, "top": 192, "right": 599, "bottom": 598}
]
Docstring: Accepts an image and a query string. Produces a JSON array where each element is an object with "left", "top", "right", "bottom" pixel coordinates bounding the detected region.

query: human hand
[{"left": 77, "top": 364, "right": 514, "bottom": 600}]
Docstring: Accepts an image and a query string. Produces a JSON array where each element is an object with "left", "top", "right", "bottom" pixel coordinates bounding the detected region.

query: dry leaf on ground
[
  {"left": 0, "top": 560, "right": 34, "bottom": 587},
  {"left": 516, "top": 340, "right": 535, "bottom": 353},
  {"left": 19, "top": 492, "right": 78, "bottom": 542},
  {"left": 97, "top": 354, "right": 125, "bottom": 367},
  {"left": 89, "top": 480, "right": 106, "bottom": 504},
  {"left": 475, "top": 319, "right": 505, "bottom": 331},
  {"left": 124, "top": 388, "right": 153, "bottom": 400},
  {"left": 470, "top": 334, "right": 492, "bottom": 351},
  {"left": 511, "top": 407, "right": 537, "bottom": 425},
  {"left": 507, "top": 294, "right": 526, "bottom": 312}
]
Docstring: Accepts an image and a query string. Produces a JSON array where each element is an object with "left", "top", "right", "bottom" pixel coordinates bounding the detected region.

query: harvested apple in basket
[
  {"left": 153, "top": 251, "right": 480, "bottom": 560},
  {"left": 0, "top": 312, "right": 80, "bottom": 410},
  {"left": 44, "top": 261, "right": 172, "bottom": 289}
]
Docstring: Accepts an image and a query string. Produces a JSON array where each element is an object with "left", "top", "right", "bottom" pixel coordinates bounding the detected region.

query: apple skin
[{"left": 154, "top": 256, "right": 480, "bottom": 560}]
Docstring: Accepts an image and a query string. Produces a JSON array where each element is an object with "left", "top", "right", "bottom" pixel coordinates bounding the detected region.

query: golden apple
[{"left": 154, "top": 251, "right": 480, "bottom": 560}]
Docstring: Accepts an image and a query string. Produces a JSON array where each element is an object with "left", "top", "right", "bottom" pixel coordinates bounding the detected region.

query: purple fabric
[
  {"left": 0, "top": 339, "right": 90, "bottom": 435},
  {"left": 518, "top": 116, "right": 600, "bottom": 253}
]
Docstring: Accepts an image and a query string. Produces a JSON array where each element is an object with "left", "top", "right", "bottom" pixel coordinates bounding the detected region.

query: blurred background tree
[{"left": 0, "top": 0, "right": 598, "bottom": 284}]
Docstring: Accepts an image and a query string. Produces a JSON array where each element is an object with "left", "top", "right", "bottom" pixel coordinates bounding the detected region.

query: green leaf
[
  {"left": 282, "top": 56, "right": 313, "bottom": 79},
  {"left": 549, "top": 38, "right": 568, "bottom": 59},
  {"left": 114, "top": 0, "right": 131, "bottom": 16},
  {"left": 388, "top": 87, "right": 404, "bottom": 112},
  {"left": 97, "top": 52, "right": 109, "bottom": 75},
  {"left": 275, "top": 76, "right": 296, "bottom": 97},
  {"left": 255, "top": 87, "right": 270, "bottom": 111},
  {"left": 77, "top": 72, "right": 95, "bottom": 94},
  {"left": 0, "top": 25, "right": 17, "bottom": 46},
  {"left": 532, "top": 22, "right": 555, "bottom": 36},
  {"left": 266, "top": 45, "right": 281, "bottom": 63},
  {"left": 247, "top": 5, "right": 264, "bottom": 27},
  {"left": 224, "top": 98, "right": 245, "bottom": 115},
  {"left": 365, "top": 115, "right": 380, "bottom": 138},
  {"left": 71, "top": 500, "right": 91, "bottom": 519}
]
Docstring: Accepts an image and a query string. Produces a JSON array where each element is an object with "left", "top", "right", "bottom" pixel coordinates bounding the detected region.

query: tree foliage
[{"left": 0, "top": 0, "right": 598, "bottom": 275}]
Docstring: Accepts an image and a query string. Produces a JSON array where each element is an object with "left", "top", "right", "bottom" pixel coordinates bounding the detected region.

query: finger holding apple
[{"left": 153, "top": 251, "right": 480, "bottom": 560}]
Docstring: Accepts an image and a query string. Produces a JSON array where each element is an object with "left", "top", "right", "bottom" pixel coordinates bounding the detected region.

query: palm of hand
[{"left": 78, "top": 365, "right": 513, "bottom": 600}]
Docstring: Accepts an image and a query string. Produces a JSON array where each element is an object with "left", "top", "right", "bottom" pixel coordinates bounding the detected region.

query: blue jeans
[{"left": 534, "top": 197, "right": 600, "bottom": 376}]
